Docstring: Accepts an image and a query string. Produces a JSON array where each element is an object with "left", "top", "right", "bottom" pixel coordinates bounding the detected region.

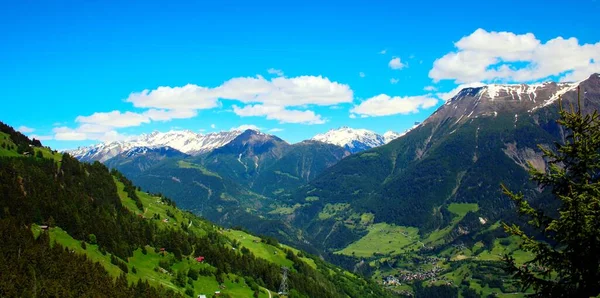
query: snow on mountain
[
  {"left": 121, "top": 146, "right": 184, "bottom": 159},
  {"left": 311, "top": 127, "right": 399, "bottom": 153},
  {"left": 383, "top": 131, "right": 402, "bottom": 143},
  {"left": 66, "top": 130, "right": 244, "bottom": 162},
  {"left": 426, "top": 80, "right": 584, "bottom": 126}
]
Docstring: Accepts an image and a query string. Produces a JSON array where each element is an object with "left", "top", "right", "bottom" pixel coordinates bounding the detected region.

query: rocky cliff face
[{"left": 425, "top": 81, "right": 581, "bottom": 127}]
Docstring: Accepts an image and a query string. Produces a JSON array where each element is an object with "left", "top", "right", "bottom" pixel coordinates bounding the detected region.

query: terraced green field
[
  {"left": 336, "top": 223, "right": 421, "bottom": 257},
  {"left": 447, "top": 203, "right": 479, "bottom": 216}
]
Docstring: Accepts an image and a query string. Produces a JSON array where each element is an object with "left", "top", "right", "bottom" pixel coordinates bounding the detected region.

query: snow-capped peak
[
  {"left": 66, "top": 130, "right": 245, "bottom": 162},
  {"left": 447, "top": 80, "right": 581, "bottom": 107},
  {"left": 311, "top": 127, "right": 399, "bottom": 153},
  {"left": 383, "top": 131, "right": 402, "bottom": 143}
]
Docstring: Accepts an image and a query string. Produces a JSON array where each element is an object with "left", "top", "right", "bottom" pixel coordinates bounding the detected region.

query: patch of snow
[
  {"left": 383, "top": 131, "right": 402, "bottom": 143},
  {"left": 66, "top": 129, "right": 245, "bottom": 161},
  {"left": 311, "top": 127, "right": 386, "bottom": 151}
]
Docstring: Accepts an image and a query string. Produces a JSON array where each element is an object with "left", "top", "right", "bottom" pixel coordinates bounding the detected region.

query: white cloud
[
  {"left": 230, "top": 124, "right": 261, "bottom": 131},
  {"left": 379, "top": 49, "right": 387, "bottom": 54},
  {"left": 390, "top": 78, "right": 399, "bottom": 84},
  {"left": 429, "top": 28, "right": 600, "bottom": 83},
  {"left": 29, "top": 134, "right": 53, "bottom": 141},
  {"left": 219, "top": 75, "right": 353, "bottom": 106},
  {"left": 389, "top": 57, "right": 406, "bottom": 70},
  {"left": 127, "top": 84, "right": 220, "bottom": 110},
  {"left": 127, "top": 75, "right": 352, "bottom": 109},
  {"left": 359, "top": 72, "right": 366, "bottom": 78},
  {"left": 424, "top": 86, "right": 437, "bottom": 91},
  {"left": 350, "top": 94, "right": 438, "bottom": 117},
  {"left": 268, "top": 128, "right": 284, "bottom": 133},
  {"left": 233, "top": 105, "right": 325, "bottom": 124},
  {"left": 436, "top": 82, "right": 486, "bottom": 101},
  {"left": 76, "top": 110, "right": 150, "bottom": 128},
  {"left": 53, "top": 127, "right": 87, "bottom": 141},
  {"left": 267, "top": 68, "right": 284, "bottom": 76},
  {"left": 52, "top": 74, "right": 353, "bottom": 144},
  {"left": 52, "top": 126, "right": 127, "bottom": 142},
  {"left": 17, "top": 126, "right": 35, "bottom": 133},
  {"left": 143, "top": 109, "right": 197, "bottom": 121},
  {"left": 349, "top": 114, "right": 357, "bottom": 119},
  {"left": 75, "top": 124, "right": 114, "bottom": 133},
  {"left": 210, "top": 124, "right": 216, "bottom": 129},
  {"left": 62, "top": 109, "right": 187, "bottom": 141}
]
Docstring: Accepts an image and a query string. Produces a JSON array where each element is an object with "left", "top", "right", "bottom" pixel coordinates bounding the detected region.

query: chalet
[
  {"left": 195, "top": 256, "right": 205, "bottom": 262},
  {"left": 39, "top": 225, "right": 49, "bottom": 231},
  {"left": 197, "top": 295, "right": 207, "bottom": 298},
  {"left": 162, "top": 218, "right": 169, "bottom": 223},
  {"left": 214, "top": 291, "right": 221, "bottom": 296},
  {"left": 160, "top": 248, "right": 166, "bottom": 255}
]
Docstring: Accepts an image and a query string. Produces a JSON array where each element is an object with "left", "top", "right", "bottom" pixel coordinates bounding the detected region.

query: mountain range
[
  {"left": 66, "top": 127, "right": 402, "bottom": 162},
  {"left": 67, "top": 129, "right": 242, "bottom": 162},
  {"left": 67, "top": 74, "right": 600, "bottom": 241}
]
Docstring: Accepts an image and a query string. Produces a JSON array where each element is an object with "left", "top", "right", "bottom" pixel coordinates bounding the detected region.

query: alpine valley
[{"left": 41, "top": 73, "right": 600, "bottom": 297}]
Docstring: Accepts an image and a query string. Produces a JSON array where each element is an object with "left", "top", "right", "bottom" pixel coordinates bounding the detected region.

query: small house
[
  {"left": 214, "top": 291, "right": 221, "bottom": 296},
  {"left": 195, "top": 256, "right": 205, "bottom": 262},
  {"left": 39, "top": 225, "right": 49, "bottom": 231},
  {"left": 197, "top": 295, "right": 207, "bottom": 298}
]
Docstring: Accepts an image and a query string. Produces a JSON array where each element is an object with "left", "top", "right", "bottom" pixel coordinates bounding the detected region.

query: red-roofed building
[{"left": 195, "top": 256, "right": 205, "bottom": 262}]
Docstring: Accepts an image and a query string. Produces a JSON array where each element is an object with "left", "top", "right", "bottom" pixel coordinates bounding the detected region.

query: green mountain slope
[
  {"left": 200, "top": 129, "right": 291, "bottom": 188},
  {"left": 252, "top": 140, "right": 350, "bottom": 197},
  {"left": 106, "top": 131, "right": 350, "bottom": 250},
  {"left": 290, "top": 75, "right": 600, "bottom": 253},
  {"left": 0, "top": 122, "right": 392, "bottom": 298},
  {"left": 104, "top": 146, "right": 189, "bottom": 177}
]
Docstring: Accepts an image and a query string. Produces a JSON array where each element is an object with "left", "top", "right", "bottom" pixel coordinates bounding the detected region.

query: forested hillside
[{"left": 0, "top": 122, "right": 391, "bottom": 298}]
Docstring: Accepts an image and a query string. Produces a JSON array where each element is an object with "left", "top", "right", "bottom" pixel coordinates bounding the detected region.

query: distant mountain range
[
  {"left": 66, "top": 127, "right": 403, "bottom": 161},
  {"left": 66, "top": 129, "right": 242, "bottom": 162}
]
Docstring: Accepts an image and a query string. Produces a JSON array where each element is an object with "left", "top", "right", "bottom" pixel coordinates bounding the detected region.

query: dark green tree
[{"left": 502, "top": 88, "right": 600, "bottom": 297}]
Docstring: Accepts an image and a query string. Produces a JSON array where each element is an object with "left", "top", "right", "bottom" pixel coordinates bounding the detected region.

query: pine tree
[{"left": 502, "top": 87, "right": 600, "bottom": 297}]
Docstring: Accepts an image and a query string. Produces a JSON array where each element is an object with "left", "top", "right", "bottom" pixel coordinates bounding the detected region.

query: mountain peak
[
  {"left": 66, "top": 129, "right": 244, "bottom": 162},
  {"left": 427, "top": 76, "right": 592, "bottom": 126},
  {"left": 311, "top": 127, "right": 398, "bottom": 153}
]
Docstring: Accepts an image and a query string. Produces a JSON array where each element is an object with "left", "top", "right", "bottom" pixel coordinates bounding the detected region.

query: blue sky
[{"left": 1, "top": 0, "right": 599, "bottom": 149}]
